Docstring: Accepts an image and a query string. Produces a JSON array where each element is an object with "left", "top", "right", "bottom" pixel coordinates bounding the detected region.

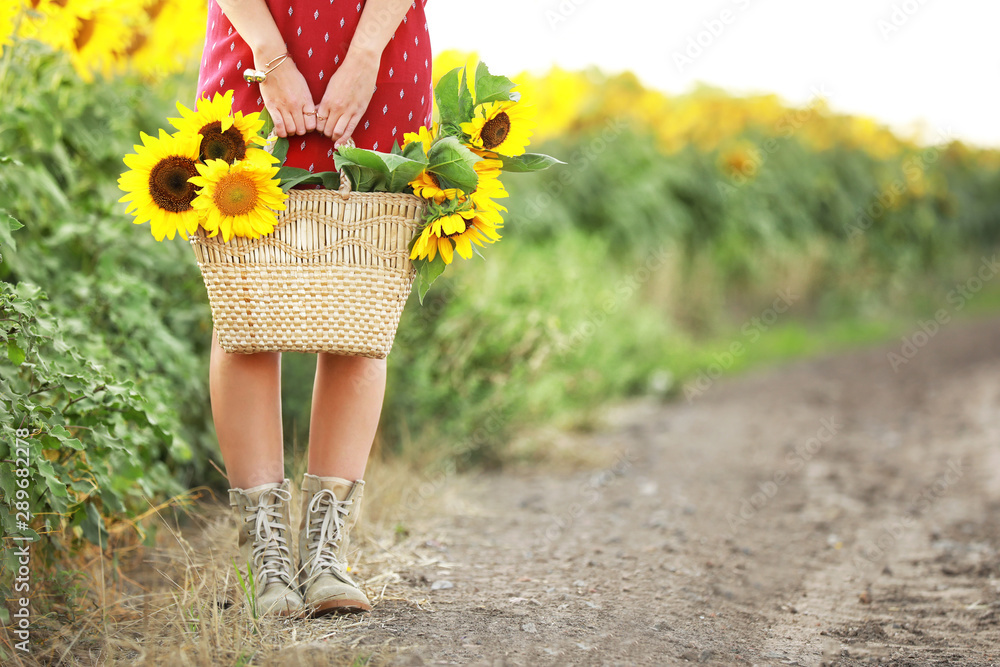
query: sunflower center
[
  {"left": 74, "top": 17, "right": 96, "bottom": 51},
  {"left": 213, "top": 173, "right": 259, "bottom": 216},
  {"left": 148, "top": 156, "right": 198, "bottom": 212},
  {"left": 199, "top": 121, "right": 247, "bottom": 163},
  {"left": 145, "top": 0, "right": 168, "bottom": 20},
  {"left": 481, "top": 112, "right": 511, "bottom": 149},
  {"left": 125, "top": 32, "right": 148, "bottom": 57}
]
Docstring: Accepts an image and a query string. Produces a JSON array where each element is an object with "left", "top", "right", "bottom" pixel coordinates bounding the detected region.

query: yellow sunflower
[
  {"left": 1, "top": 2, "right": 20, "bottom": 50},
  {"left": 18, "top": 0, "right": 81, "bottom": 53},
  {"left": 169, "top": 89, "right": 268, "bottom": 164},
  {"left": 470, "top": 157, "right": 508, "bottom": 216},
  {"left": 460, "top": 100, "right": 535, "bottom": 157},
  {"left": 409, "top": 169, "right": 461, "bottom": 204},
  {"left": 401, "top": 123, "right": 437, "bottom": 154},
  {"left": 410, "top": 204, "right": 502, "bottom": 265},
  {"left": 67, "top": 1, "right": 137, "bottom": 82},
  {"left": 119, "top": 0, "right": 204, "bottom": 80},
  {"left": 190, "top": 157, "right": 287, "bottom": 242},
  {"left": 118, "top": 128, "right": 202, "bottom": 241}
]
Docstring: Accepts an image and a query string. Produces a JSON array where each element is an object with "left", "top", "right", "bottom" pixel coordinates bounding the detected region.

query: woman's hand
[
  {"left": 256, "top": 54, "right": 318, "bottom": 138},
  {"left": 315, "top": 49, "right": 380, "bottom": 147},
  {"left": 214, "top": 0, "right": 318, "bottom": 138}
]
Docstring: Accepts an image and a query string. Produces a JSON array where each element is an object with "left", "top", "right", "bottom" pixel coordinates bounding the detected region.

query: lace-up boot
[
  {"left": 228, "top": 478, "right": 304, "bottom": 617},
  {"left": 297, "top": 473, "right": 371, "bottom": 615}
]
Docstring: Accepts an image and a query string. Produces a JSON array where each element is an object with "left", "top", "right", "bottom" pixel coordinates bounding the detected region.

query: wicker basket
[{"left": 190, "top": 179, "right": 423, "bottom": 358}]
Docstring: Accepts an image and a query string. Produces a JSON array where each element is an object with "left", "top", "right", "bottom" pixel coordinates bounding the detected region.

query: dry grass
[
  {"left": 1, "top": 420, "right": 616, "bottom": 666},
  {"left": 1, "top": 451, "right": 479, "bottom": 667}
]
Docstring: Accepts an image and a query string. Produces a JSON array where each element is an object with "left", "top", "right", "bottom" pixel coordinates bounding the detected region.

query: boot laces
[
  {"left": 248, "top": 486, "right": 294, "bottom": 588},
  {"left": 306, "top": 489, "right": 354, "bottom": 576}
]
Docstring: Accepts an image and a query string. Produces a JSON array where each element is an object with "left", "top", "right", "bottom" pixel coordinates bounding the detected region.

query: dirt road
[{"left": 145, "top": 316, "right": 1000, "bottom": 666}]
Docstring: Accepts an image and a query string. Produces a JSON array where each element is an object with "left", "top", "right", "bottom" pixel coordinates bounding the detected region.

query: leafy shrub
[{"left": 0, "top": 40, "right": 217, "bottom": 622}]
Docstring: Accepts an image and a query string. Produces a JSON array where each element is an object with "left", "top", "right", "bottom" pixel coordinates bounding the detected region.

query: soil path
[{"left": 177, "top": 316, "right": 1000, "bottom": 666}]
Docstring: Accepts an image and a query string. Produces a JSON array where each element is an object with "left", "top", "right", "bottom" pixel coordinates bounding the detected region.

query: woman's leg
[
  {"left": 306, "top": 354, "right": 386, "bottom": 479},
  {"left": 209, "top": 327, "right": 286, "bottom": 488}
]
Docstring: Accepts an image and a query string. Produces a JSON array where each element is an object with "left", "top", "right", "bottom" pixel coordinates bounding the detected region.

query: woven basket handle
[
  {"left": 337, "top": 170, "right": 352, "bottom": 201},
  {"left": 336, "top": 136, "right": 355, "bottom": 201},
  {"left": 264, "top": 129, "right": 354, "bottom": 200}
]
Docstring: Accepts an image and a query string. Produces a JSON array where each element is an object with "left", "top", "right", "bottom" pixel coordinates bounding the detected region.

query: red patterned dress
[{"left": 195, "top": 0, "right": 432, "bottom": 173}]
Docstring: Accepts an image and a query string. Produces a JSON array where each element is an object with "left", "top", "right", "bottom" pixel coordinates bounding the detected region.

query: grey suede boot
[
  {"left": 298, "top": 473, "right": 372, "bottom": 615},
  {"left": 228, "top": 478, "right": 304, "bottom": 617}
]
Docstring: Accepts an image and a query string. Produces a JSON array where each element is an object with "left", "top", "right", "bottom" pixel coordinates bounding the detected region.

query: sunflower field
[{"left": 3, "top": 0, "right": 1000, "bottom": 627}]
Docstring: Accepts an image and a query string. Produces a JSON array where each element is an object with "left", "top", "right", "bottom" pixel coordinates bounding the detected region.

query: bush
[{"left": 0, "top": 41, "right": 217, "bottom": 622}]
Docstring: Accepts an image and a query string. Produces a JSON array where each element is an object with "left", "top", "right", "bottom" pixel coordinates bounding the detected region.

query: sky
[{"left": 425, "top": 0, "right": 999, "bottom": 148}]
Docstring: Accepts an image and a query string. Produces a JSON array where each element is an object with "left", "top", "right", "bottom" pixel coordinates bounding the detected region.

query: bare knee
[{"left": 316, "top": 353, "right": 386, "bottom": 377}]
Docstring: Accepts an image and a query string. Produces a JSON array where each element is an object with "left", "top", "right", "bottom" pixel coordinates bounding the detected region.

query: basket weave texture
[{"left": 190, "top": 187, "right": 423, "bottom": 357}]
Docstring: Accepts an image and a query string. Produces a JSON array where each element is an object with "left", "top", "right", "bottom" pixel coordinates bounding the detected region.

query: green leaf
[
  {"left": 14, "top": 282, "right": 42, "bottom": 303},
  {"left": 433, "top": 67, "right": 463, "bottom": 126},
  {"left": 459, "top": 67, "right": 475, "bottom": 122},
  {"left": 473, "top": 61, "right": 517, "bottom": 107},
  {"left": 0, "top": 213, "right": 24, "bottom": 254},
  {"left": 381, "top": 151, "right": 428, "bottom": 171},
  {"left": 49, "top": 425, "right": 84, "bottom": 450},
  {"left": 270, "top": 136, "right": 289, "bottom": 165},
  {"left": 338, "top": 165, "right": 361, "bottom": 190},
  {"left": 258, "top": 108, "right": 275, "bottom": 142},
  {"left": 381, "top": 152, "right": 428, "bottom": 192},
  {"left": 387, "top": 163, "right": 426, "bottom": 192},
  {"left": 413, "top": 256, "right": 447, "bottom": 305},
  {"left": 80, "top": 503, "right": 109, "bottom": 546},
  {"left": 335, "top": 145, "right": 390, "bottom": 173},
  {"left": 17, "top": 527, "right": 40, "bottom": 542},
  {"left": 401, "top": 140, "right": 426, "bottom": 161},
  {"left": 276, "top": 166, "right": 319, "bottom": 191},
  {"left": 339, "top": 165, "right": 386, "bottom": 192},
  {"left": 316, "top": 171, "right": 342, "bottom": 190},
  {"left": 498, "top": 152, "right": 565, "bottom": 173},
  {"left": 6, "top": 340, "right": 25, "bottom": 366},
  {"left": 427, "top": 136, "right": 480, "bottom": 192}
]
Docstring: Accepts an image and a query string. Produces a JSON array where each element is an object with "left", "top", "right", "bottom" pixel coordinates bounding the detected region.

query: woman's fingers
[
  {"left": 302, "top": 106, "right": 318, "bottom": 133},
  {"left": 279, "top": 108, "right": 298, "bottom": 137},
  {"left": 330, "top": 113, "right": 351, "bottom": 144},
  {"left": 334, "top": 115, "right": 361, "bottom": 148},
  {"left": 290, "top": 109, "right": 313, "bottom": 136},
  {"left": 270, "top": 108, "right": 288, "bottom": 138},
  {"left": 316, "top": 103, "right": 342, "bottom": 140}
]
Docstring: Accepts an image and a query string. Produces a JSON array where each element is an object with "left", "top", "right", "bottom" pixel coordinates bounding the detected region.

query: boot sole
[{"left": 308, "top": 598, "right": 373, "bottom": 616}]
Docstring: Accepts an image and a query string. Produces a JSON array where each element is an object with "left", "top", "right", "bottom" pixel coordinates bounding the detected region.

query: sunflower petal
[
  {"left": 453, "top": 233, "right": 473, "bottom": 259},
  {"left": 437, "top": 237, "right": 454, "bottom": 264}
]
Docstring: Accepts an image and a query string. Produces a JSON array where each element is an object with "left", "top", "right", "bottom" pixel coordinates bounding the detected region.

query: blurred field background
[{"left": 2, "top": 0, "right": 1000, "bottom": 643}]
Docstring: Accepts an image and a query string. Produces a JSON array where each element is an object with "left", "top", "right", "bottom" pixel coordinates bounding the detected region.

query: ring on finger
[{"left": 303, "top": 111, "right": 317, "bottom": 116}]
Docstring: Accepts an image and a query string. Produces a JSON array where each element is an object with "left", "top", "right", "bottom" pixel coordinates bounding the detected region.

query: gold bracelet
[{"left": 243, "top": 52, "right": 290, "bottom": 84}]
